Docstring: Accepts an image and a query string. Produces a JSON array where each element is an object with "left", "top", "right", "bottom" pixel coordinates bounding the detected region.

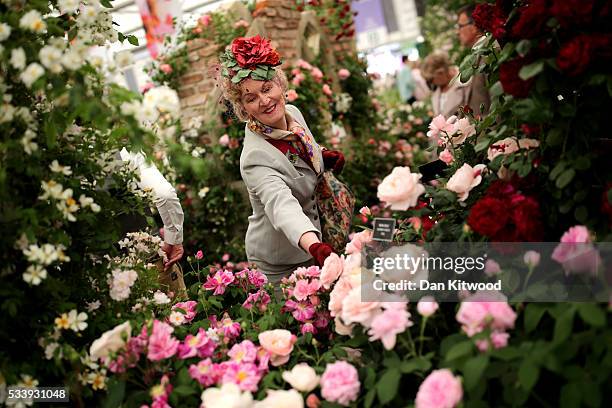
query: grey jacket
[{"left": 239, "top": 105, "right": 323, "bottom": 278}]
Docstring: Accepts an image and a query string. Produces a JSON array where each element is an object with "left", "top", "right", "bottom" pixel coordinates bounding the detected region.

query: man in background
[
  {"left": 457, "top": 5, "right": 490, "bottom": 117},
  {"left": 397, "top": 55, "right": 416, "bottom": 104}
]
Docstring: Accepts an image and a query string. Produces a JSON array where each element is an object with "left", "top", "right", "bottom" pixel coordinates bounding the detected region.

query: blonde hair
[
  {"left": 421, "top": 51, "right": 452, "bottom": 81},
  {"left": 216, "top": 66, "right": 288, "bottom": 122}
]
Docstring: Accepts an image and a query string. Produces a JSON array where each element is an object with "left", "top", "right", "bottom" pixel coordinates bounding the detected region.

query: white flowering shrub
[{"left": 0, "top": 1, "right": 197, "bottom": 401}]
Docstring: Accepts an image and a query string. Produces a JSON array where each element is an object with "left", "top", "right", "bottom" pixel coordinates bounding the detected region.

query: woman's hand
[
  {"left": 308, "top": 242, "right": 335, "bottom": 267},
  {"left": 322, "top": 149, "right": 345, "bottom": 174}
]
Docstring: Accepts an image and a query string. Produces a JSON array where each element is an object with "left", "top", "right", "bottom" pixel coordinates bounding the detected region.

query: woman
[
  {"left": 422, "top": 51, "right": 471, "bottom": 118},
  {"left": 217, "top": 35, "right": 343, "bottom": 285}
]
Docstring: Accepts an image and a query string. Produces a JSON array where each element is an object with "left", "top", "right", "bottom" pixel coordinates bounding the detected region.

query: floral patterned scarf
[{"left": 248, "top": 112, "right": 322, "bottom": 174}]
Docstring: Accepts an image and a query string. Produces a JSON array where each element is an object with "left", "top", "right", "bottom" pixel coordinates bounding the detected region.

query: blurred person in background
[
  {"left": 456, "top": 4, "right": 490, "bottom": 116},
  {"left": 422, "top": 51, "right": 470, "bottom": 118},
  {"left": 397, "top": 55, "right": 416, "bottom": 104},
  {"left": 410, "top": 60, "right": 431, "bottom": 102}
]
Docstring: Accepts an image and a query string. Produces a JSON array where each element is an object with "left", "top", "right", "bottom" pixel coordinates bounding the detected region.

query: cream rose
[
  {"left": 320, "top": 253, "right": 344, "bottom": 289},
  {"left": 201, "top": 383, "right": 253, "bottom": 408},
  {"left": 258, "top": 329, "right": 297, "bottom": 367},
  {"left": 377, "top": 167, "right": 425, "bottom": 211},
  {"left": 446, "top": 163, "right": 487, "bottom": 201},
  {"left": 487, "top": 137, "right": 540, "bottom": 161},
  {"left": 253, "top": 389, "right": 304, "bottom": 408},
  {"left": 282, "top": 363, "right": 320, "bottom": 392},
  {"left": 89, "top": 321, "right": 131, "bottom": 360}
]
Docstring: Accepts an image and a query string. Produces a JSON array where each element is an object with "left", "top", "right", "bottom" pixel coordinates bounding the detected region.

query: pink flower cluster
[
  {"left": 171, "top": 300, "right": 197, "bottom": 324},
  {"left": 144, "top": 374, "right": 173, "bottom": 408},
  {"left": 290, "top": 59, "right": 329, "bottom": 92},
  {"left": 320, "top": 361, "right": 360, "bottom": 406},
  {"left": 281, "top": 266, "right": 330, "bottom": 335},
  {"left": 242, "top": 289, "right": 271, "bottom": 312},
  {"left": 203, "top": 267, "right": 268, "bottom": 296},
  {"left": 188, "top": 340, "right": 270, "bottom": 392},
  {"left": 551, "top": 225, "right": 601, "bottom": 276},
  {"left": 209, "top": 313, "right": 242, "bottom": 344},
  {"left": 415, "top": 369, "right": 463, "bottom": 408},
  {"left": 456, "top": 291, "right": 517, "bottom": 352},
  {"left": 177, "top": 328, "right": 217, "bottom": 359}
]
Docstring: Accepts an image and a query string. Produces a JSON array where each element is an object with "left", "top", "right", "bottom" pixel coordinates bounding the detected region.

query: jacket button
[
  {"left": 314, "top": 215, "right": 318, "bottom": 220},
  {"left": 312, "top": 205, "right": 316, "bottom": 210}
]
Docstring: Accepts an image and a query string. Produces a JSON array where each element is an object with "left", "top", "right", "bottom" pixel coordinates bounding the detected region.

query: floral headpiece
[{"left": 220, "top": 35, "right": 282, "bottom": 84}]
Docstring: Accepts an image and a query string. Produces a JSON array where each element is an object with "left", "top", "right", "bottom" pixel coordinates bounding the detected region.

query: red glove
[
  {"left": 322, "top": 149, "right": 345, "bottom": 174},
  {"left": 309, "top": 242, "right": 334, "bottom": 267}
]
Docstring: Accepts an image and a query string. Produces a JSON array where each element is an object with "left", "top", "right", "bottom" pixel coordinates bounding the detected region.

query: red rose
[
  {"left": 231, "top": 35, "right": 281, "bottom": 69},
  {"left": 467, "top": 196, "right": 509, "bottom": 237},
  {"left": 510, "top": 194, "right": 544, "bottom": 241},
  {"left": 510, "top": 0, "right": 549, "bottom": 39},
  {"left": 486, "top": 180, "right": 516, "bottom": 198},
  {"left": 473, "top": 3, "right": 507, "bottom": 40},
  {"left": 550, "top": 0, "right": 593, "bottom": 27},
  {"left": 499, "top": 57, "right": 535, "bottom": 98},
  {"left": 556, "top": 35, "right": 592, "bottom": 76}
]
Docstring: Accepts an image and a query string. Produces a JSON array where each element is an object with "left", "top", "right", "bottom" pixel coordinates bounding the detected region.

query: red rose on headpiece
[{"left": 231, "top": 35, "right": 281, "bottom": 69}]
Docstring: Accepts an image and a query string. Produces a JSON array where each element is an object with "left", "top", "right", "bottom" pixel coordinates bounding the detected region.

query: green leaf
[
  {"left": 463, "top": 355, "right": 489, "bottom": 391},
  {"left": 499, "top": 43, "right": 516, "bottom": 63},
  {"left": 518, "top": 360, "right": 540, "bottom": 391},
  {"left": 100, "top": 0, "right": 113, "bottom": 7},
  {"left": 553, "top": 306, "right": 575, "bottom": 344},
  {"left": 489, "top": 81, "right": 504, "bottom": 98},
  {"left": 577, "top": 303, "right": 605, "bottom": 327},
  {"left": 474, "top": 137, "right": 491, "bottom": 152},
  {"left": 549, "top": 161, "right": 567, "bottom": 181},
  {"left": 400, "top": 357, "right": 432, "bottom": 373},
  {"left": 445, "top": 341, "right": 474, "bottom": 362},
  {"left": 364, "top": 389, "right": 376, "bottom": 408},
  {"left": 376, "top": 368, "right": 401, "bottom": 405},
  {"left": 546, "top": 128, "right": 564, "bottom": 146},
  {"left": 172, "top": 385, "right": 196, "bottom": 396},
  {"left": 519, "top": 61, "right": 544, "bottom": 80},
  {"left": 574, "top": 205, "right": 588, "bottom": 223},
  {"left": 524, "top": 304, "right": 547, "bottom": 333},
  {"left": 556, "top": 168, "right": 576, "bottom": 189},
  {"left": 574, "top": 157, "right": 591, "bottom": 170},
  {"left": 103, "top": 379, "right": 126, "bottom": 408},
  {"left": 127, "top": 35, "right": 139, "bottom": 46},
  {"left": 491, "top": 346, "right": 522, "bottom": 361},
  {"left": 516, "top": 40, "right": 532, "bottom": 57},
  {"left": 560, "top": 383, "right": 581, "bottom": 408}
]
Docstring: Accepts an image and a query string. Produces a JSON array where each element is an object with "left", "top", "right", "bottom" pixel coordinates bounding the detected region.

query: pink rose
[
  {"left": 456, "top": 292, "right": 517, "bottom": 337},
  {"left": 484, "top": 259, "right": 501, "bottom": 277},
  {"left": 219, "top": 134, "right": 230, "bottom": 146},
  {"left": 523, "top": 250, "right": 540, "bottom": 268},
  {"left": 345, "top": 230, "right": 373, "bottom": 255},
  {"left": 311, "top": 67, "right": 324, "bottom": 82},
  {"left": 233, "top": 19, "right": 249, "bottom": 29},
  {"left": 147, "top": 320, "right": 179, "bottom": 361},
  {"left": 329, "top": 278, "right": 353, "bottom": 318},
  {"left": 552, "top": 225, "right": 601, "bottom": 276},
  {"left": 292, "top": 73, "right": 305, "bottom": 87},
  {"left": 172, "top": 300, "right": 198, "bottom": 323},
  {"left": 195, "top": 250, "right": 204, "bottom": 260},
  {"left": 222, "top": 253, "right": 231, "bottom": 262},
  {"left": 439, "top": 148, "right": 454, "bottom": 164},
  {"left": 448, "top": 117, "right": 475, "bottom": 145},
  {"left": 409, "top": 216, "right": 422, "bottom": 232},
  {"left": 446, "top": 163, "right": 487, "bottom": 202},
  {"left": 320, "top": 361, "right": 360, "bottom": 406},
  {"left": 367, "top": 305, "right": 413, "bottom": 350},
  {"left": 320, "top": 253, "right": 344, "bottom": 289},
  {"left": 359, "top": 206, "right": 371, "bottom": 216},
  {"left": 198, "top": 14, "right": 211, "bottom": 26},
  {"left": 487, "top": 137, "right": 540, "bottom": 161},
  {"left": 417, "top": 296, "right": 439, "bottom": 317},
  {"left": 341, "top": 287, "right": 380, "bottom": 326},
  {"left": 160, "top": 63, "right": 172, "bottom": 74},
  {"left": 296, "top": 59, "right": 313, "bottom": 70},
  {"left": 286, "top": 89, "right": 299, "bottom": 102},
  {"left": 415, "top": 369, "right": 463, "bottom": 408},
  {"left": 322, "top": 84, "right": 332, "bottom": 96},
  {"left": 427, "top": 114, "right": 456, "bottom": 138},
  {"left": 258, "top": 329, "right": 297, "bottom": 366},
  {"left": 293, "top": 279, "right": 321, "bottom": 301},
  {"left": 338, "top": 68, "right": 350, "bottom": 80},
  {"left": 476, "top": 331, "right": 510, "bottom": 352},
  {"left": 377, "top": 166, "right": 425, "bottom": 211}
]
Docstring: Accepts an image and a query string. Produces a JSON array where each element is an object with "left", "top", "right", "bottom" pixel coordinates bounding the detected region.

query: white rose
[
  {"left": 377, "top": 166, "right": 425, "bottom": 211},
  {"left": 19, "top": 10, "right": 46, "bottom": 33},
  {"left": 114, "top": 50, "right": 133, "bottom": 68},
  {"left": 20, "top": 63, "right": 45, "bottom": 88},
  {"left": 58, "top": 0, "right": 80, "bottom": 14},
  {"left": 281, "top": 363, "right": 320, "bottom": 392},
  {"left": 253, "top": 389, "right": 303, "bottom": 408},
  {"left": 10, "top": 48, "right": 26, "bottom": 70},
  {"left": 153, "top": 290, "right": 170, "bottom": 305},
  {"left": 89, "top": 321, "right": 131, "bottom": 360},
  {"left": 201, "top": 383, "right": 253, "bottom": 408},
  {"left": 446, "top": 163, "right": 487, "bottom": 202},
  {"left": 61, "top": 50, "right": 84, "bottom": 70},
  {"left": 39, "top": 46, "right": 63, "bottom": 73},
  {"left": 0, "top": 22, "right": 11, "bottom": 42}
]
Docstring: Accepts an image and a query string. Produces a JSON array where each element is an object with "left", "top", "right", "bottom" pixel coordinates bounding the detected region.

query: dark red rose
[
  {"left": 551, "top": 0, "right": 593, "bottom": 27},
  {"left": 499, "top": 57, "right": 535, "bottom": 98},
  {"left": 521, "top": 123, "right": 541, "bottom": 136},
  {"left": 473, "top": 3, "right": 507, "bottom": 40},
  {"left": 231, "top": 35, "right": 281, "bottom": 69},
  {"left": 486, "top": 180, "right": 516, "bottom": 198},
  {"left": 510, "top": 0, "right": 549, "bottom": 39},
  {"left": 510, "top": 194, "right": 544, "bottom": 241},
  {"left": 467, "top": 196, "right": 509, "bottom": 237},
  {"left": 556, "top": 35, "right": 592, "bottom": 76}
]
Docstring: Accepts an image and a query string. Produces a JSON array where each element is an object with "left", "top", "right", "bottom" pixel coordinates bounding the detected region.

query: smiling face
[{"left": 240, "top": 78, "right": 287, "bottom": 129}]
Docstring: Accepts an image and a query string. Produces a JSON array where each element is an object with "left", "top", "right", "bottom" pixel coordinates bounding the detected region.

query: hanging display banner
[{"left": 135, "top": 0, "right": 182, "bottom": 59}]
